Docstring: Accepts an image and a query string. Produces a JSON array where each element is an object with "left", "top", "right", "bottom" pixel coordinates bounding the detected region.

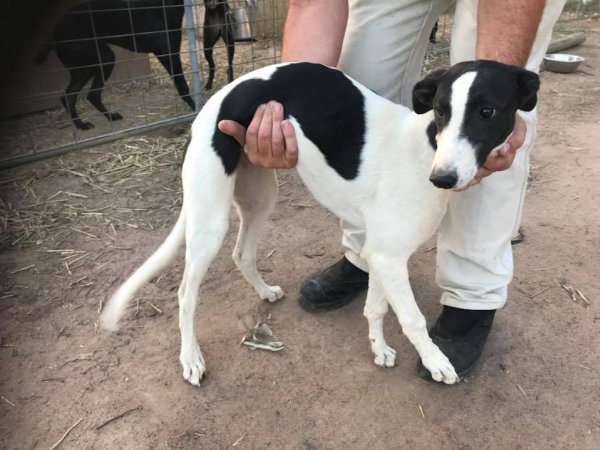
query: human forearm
[
  {"left": 281, "top": 0, "right": 348, "bottom": 65},
  {"left": 476, "top": 0, "right": 546, "bottom": 66}
]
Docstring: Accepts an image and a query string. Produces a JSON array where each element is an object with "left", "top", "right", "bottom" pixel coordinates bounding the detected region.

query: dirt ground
[{"left": 1, "top": 17, "right": 600, "bottom": 450}]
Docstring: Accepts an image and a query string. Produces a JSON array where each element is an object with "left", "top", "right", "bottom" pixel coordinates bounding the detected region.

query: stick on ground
[
  {"left": 96, "top": 405, "right": 143, "bottom": 430},
  {"left": 50, "top": 417, "right": 83, "bottom": 450}
]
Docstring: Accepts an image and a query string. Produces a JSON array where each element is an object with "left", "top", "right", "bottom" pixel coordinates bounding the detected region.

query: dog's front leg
[
  {"left": 368, "top": 254, "right": 459, "bottom": 384},
  {"left": 364, "top": 280, "right": 396, "bottom": 368}
]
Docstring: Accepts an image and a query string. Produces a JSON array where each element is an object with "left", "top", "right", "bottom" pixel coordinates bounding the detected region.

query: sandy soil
[{"left": 1, "top": 17, "right": 599, "bottom": 450}]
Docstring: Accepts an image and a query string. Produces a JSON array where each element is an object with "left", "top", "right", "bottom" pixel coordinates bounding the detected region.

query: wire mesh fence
[
  {"left": 0, "top": 0, "right": 285, "bottom": 169},
  {"left": 422, "top": 0, "right": 600, "bottom": 74},
  {"left": 0, "top": 0, "right": 597, "bottom": 170}
]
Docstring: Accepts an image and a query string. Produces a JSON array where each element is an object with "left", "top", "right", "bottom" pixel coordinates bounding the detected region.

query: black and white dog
[
  {"left": 202, "top": 0, "right": 235, "bottom": 90},
  {"left": 36, "top": 0, "right": 194, "bottom": 130},
  {"left": 101, "top": 60, "right": 539, "bottom": 386}
]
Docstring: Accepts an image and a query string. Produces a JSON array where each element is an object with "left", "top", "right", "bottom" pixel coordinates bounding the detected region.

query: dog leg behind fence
[
  {"left": 86, "top": 44, "right": 123, "bottom": 123},
  {"left": 223, "top": 24, "right": 235, "bottom": 83},
  {"left": 232, "top": 159, "right": 283, "bottom": 302},
  {"left": 62, "top": 67, "right": 96, "bottom": 130},
  {"left": 155, "top": 52, "right": 195, "bottom": 110},
  {"left": 202, "top": 37, "right": 217, "bottom": 90}
]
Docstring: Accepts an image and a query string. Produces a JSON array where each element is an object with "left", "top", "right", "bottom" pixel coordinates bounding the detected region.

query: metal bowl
[{"left": 543, "top": 54, "right": 584, "bottom": 73}]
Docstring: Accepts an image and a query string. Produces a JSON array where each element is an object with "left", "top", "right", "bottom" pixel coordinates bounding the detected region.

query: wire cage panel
[{"left": 0, "top": 0, "right": 285, "bottom": 169}]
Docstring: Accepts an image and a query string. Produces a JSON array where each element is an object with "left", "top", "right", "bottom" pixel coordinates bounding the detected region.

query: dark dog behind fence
[
  {"left": 36, "top": 0, "right": 195, "bottom": 130},
  {"left": 0, "top": 1, "right": 292, "bottom": 168},
  {"left": 203, "top": 0, "right": 235, "bottom": 90}
]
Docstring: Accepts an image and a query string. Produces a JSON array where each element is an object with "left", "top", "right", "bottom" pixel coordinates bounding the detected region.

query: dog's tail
[{"left": 100, "top": 208, "right": 186, "bottom": 331}]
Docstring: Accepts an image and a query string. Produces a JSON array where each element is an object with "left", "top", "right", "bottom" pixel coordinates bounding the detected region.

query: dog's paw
[
  {"left": 108, "top": 112, "right": 123, "bottom": 121},
  {"left": 373, "top": 345, "right": 397, "bottom": 368},
  {"left": 180, "top": 344, "right": 206, "bottom": 386},
  {"left": 421, "top": 348, "right": 459, "bottom": 384},
  {"left": 79, "top": 121, "right": 95, "bottom": 130},
  {"left": 260, "top": 285, "right": 284, "bottom": 303}
]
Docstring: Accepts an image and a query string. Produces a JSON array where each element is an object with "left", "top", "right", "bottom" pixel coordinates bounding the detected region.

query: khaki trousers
[{"left": 336, "top": 0, "right": 565, "bottom": 309}]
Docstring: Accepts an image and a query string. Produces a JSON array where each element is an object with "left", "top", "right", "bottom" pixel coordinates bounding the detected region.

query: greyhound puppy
[{"left": 101, "top": 60, "right": 539, "bottom": 386}]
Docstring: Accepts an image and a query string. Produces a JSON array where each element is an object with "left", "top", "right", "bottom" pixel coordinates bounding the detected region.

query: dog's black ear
[
  {"left": 516, "top": 69, "right": 540, "bottom": 112},
  {"left": 412, "top": 69, "right": 446, "bottom": 114}
]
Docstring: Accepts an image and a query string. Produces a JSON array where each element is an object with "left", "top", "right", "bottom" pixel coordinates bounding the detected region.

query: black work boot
[
  {"left": 417, "top": 305, "right": 496, "bottom": 381},
  {"left": 298, "top": 256, "right": 369, "bottom": 312}
]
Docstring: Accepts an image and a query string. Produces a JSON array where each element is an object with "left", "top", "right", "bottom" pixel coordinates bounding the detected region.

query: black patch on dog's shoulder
[
  {"left": 426, "top": 121, "right": 437, "bottom": 151},
  {"left": 213, "top": 63, "right": 366, "bottom": 179}
]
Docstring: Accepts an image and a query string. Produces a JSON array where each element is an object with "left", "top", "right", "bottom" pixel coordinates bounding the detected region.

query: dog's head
[
  {"left": 204, "top": 0, "right": 221, "bottom": 10},
  {"left": 412, "top": 60, "right": 539, "bottom": 190}
]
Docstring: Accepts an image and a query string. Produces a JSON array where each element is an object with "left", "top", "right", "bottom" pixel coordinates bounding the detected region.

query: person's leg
[
  {"left": 440, "top": 0, "right": 566, "bottom": 310},
  {"left": 417, "top": 0, "right": 566, "bottom": 379},
  {"left": 299, "top": 0, "right": 453, "bottom": 311}
]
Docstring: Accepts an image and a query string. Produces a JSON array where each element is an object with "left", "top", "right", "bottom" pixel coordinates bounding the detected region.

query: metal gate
[{"left": 0, "top": 0, "right": 285, "bottom": 169}]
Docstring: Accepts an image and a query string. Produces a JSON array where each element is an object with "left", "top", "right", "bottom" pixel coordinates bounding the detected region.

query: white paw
[
  {"left": 373, "top": 345, "right": 397, "bottom": 368},
  {"left": 260, "top": 285, "right": 284, "bottom": 303},
  {"left": 180, "top": 343, "right": 206, "bottom": 386},
  {"left": 421, "top": 347, "right": 460, "bottom": 384}
]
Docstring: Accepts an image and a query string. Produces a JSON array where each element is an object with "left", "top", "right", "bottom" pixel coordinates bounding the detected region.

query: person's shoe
[
  {"left": 417, "top": 305, "right": 496, "bottom": 381},
  {"left": 298, "top": 256, "right": 369, "bottom": 312}
]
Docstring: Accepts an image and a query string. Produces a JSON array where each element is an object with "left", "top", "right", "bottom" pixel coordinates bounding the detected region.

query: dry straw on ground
[{"left": 0, "top": 134, "right": 187, "bottom": 251}]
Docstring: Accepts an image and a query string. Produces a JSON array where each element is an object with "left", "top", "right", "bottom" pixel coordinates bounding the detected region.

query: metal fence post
[{"left": 184, "top": 0, "right": 203, "bottom": 111}]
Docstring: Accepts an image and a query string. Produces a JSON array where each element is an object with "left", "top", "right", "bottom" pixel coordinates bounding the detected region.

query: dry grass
[{"left": 0, "top": 134, "right": 187, "bottom": 251}]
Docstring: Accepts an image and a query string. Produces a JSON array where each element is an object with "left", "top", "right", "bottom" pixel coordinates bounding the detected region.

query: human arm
[
  {"left": 217, "top": 0, "right": 348, "bottom": 168},
  {"left": 461, "top": 0, "right": 545, "bottom": 189}
]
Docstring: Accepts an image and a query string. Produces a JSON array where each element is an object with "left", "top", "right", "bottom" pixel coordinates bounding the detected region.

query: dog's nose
[{"left": 429, "top": 170, "right": 458, "bottom": 189}]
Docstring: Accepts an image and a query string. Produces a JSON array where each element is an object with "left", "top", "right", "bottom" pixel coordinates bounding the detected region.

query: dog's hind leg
[
  {"left": 177, "top": 152, "right": 236, "bottom": 385},
  {"left": 232, "top": 157, "right": 283, "bottom": 302},
  {"left": 62, "top": 67, "right": 95, "bottom": 130},
  {"left": 367, "top": 254, "right": 459, "bottom": 384},
  {"left": 203, "top": 46, "right": 216, "bottom": 90},
  {"left": 202, "top": 21, "right": 220, "bottom": 90},
  {"left": 87, "top": 44, "right": 123, "bottom": 122},
  {"left": 364, "top": 280, "right": 396, "bottom": 367},
  {"left": 222, "top": 23, "right": 235, "bottom": 83},
  {"left": 155, "top": 50, "right": 195, "bottom": 110}
]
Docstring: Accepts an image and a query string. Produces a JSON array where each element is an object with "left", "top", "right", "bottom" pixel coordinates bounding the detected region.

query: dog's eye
[
  {"left": 435, "top": 107, "right": 445, "bottom": 118},
  {"left": 480, "top": 107, "right": 496, "bottom": 119}
]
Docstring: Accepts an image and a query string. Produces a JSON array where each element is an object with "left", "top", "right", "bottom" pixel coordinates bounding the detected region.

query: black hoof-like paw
[
  {"left": 78, "top": 121, "right": 95, "bottom": 130},
  {"left": 108, "top": 112, "right": 123, "bottom": 121}
]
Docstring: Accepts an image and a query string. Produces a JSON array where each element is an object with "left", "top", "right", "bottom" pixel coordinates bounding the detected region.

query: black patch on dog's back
[{"left": 213, "top": 63, "right": 366, "bottom": 179}]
